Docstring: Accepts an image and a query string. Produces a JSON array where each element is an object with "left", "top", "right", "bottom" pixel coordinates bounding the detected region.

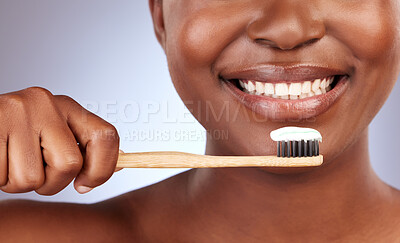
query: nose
[{"left": 247, "top": 2, "right": 325, "bottom": 50}]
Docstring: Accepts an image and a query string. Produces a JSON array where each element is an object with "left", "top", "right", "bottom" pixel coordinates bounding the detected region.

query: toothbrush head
[{"left": 270, "top": 127, "right": 322, "bottom": 158}]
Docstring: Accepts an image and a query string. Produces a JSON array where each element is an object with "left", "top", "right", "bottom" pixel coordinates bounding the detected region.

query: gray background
[{"left": 0, "top": 0, "right": 398, "bottom": 203}]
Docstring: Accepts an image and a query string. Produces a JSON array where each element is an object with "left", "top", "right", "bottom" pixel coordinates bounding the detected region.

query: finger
[
  {"left": 114, "top": 167, "right": 123, "bottom": 172},
  {"left": 0, "top": 136, "right": 8, "bottom": 187},
  {"left": 114, "top": 150, "right": 124, "bottom": 172},
  {"left": 55, "top": 96, "right": 120, "bottom": 194},
  {"left": 72, "top": 119, "right": 120, "bottom": 193},
  {"left": 1, "top": 130, "right": 44, "bottom": 193},
  {"left": 35, "top": 121, "right": 83, "bottom": 195}
]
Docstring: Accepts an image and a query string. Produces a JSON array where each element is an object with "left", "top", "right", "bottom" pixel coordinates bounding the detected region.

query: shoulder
[
  {"left": 110, "top": 170, "right": 193, "bottom": 242},
  {"left": 0, "top": 197, "right": 135, "bottom": 242}
]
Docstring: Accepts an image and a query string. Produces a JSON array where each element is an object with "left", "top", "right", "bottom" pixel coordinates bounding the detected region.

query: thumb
[{"left": 114, "top": 149, "right": 125, "bottom": 172}]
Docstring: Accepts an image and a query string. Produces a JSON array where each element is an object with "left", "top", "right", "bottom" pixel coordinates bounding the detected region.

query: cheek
[
  {"left": 325, "top": 1, "right": 400, "bottom": 121},
  {"left": 165, "top": 6, "right": 251, "bottom": 68},
  {"left": 163, "top": 5, "right": 255, "bottom": 109},
  {"left": 326, "top": 1, "right": 400, "bottom": 62}
]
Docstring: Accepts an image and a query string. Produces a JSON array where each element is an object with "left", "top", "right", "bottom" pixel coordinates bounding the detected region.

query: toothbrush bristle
[
  {"left": 276, "top": 139, "right": 320, "bottom": 158},
  {"left": 278, "top": 141, "right": 281, "bottom": 157}
]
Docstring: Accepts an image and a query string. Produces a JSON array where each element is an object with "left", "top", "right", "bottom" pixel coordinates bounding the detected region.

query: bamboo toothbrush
[{"left": 116, "top": 127, "right": 323, "bottom": 168}]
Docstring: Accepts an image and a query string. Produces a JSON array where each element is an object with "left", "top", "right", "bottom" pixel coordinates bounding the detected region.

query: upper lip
[{"left": 220, "top": 64, "right": 350, "bottom": 82}]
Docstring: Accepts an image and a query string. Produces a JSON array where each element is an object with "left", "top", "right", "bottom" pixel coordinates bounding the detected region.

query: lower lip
[{"left": 222, "top": 76, "right": 349, "bottom": 121}]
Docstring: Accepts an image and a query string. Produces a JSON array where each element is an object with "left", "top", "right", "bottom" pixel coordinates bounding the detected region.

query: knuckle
[
  {"left": 9, "top": 152, "right": 44, "bottom": 191},
  {"left": 54, "top": 95, "right": 83, "bottom": 117},
  {"left": 3, "top": 94, "right": 26, "bottom": 111},
  {"left": 54, "top": 95, "right": 76, "bottom": 105},
  {"left": 54, "top": 95, "right": 81, "bottom": 110},
  {"left": 56, "top": 151, "right": 83, "bottom": 174},
  {"left": 0, "top": 87, "right": 55, "bottom": 116},
  {"left": 15, "top": 174, "right": 44, "bottom": 191},
  {"left": 22, "top": 87, "right": 55, "bottom": 106},
  {"left": 0, "top": 87, "right": 53, "bottom": 114},
  {"left": 91, "top": 125, "right": 120, "bottom": 145},
  {"left": 23, "top": 86, "right": 53, "bottom": 97}
]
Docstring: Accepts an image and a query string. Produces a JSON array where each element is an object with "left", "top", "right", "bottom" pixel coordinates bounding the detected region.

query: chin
[{"left": 257, "top": 166, "right": 322, "bottom": 176}]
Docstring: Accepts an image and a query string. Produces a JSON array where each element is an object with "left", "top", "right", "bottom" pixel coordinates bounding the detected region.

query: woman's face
[{"left": 152, "top": 0, "right": 400, "bottom": 166}]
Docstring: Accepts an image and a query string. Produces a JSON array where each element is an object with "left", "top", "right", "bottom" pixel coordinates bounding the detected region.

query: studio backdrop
[{"left": 0, "top": 0, "right": 399, "bottom": 203}]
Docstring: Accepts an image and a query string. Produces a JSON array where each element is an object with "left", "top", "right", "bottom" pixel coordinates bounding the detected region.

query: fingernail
[{"left": 76, "top": 185, "right": 93, "bottom": 194}]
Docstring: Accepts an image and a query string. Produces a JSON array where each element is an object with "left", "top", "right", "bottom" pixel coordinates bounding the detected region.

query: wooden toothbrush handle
[{"left": 117, "top": 152, "right": 323, "bottom": 168}]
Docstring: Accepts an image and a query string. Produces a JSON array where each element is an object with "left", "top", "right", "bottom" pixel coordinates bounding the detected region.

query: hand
[{"left": 0, "top": 87, "right": 120, "bottom": 195}]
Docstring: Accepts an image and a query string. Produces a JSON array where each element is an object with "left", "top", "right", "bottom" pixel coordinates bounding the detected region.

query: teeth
[
  {"left": 265, "top": 83, "right": 274, "bottom": 95},
  {"left": 289, "top": 83, "right": 302, "bottom": 96},
  {"left": 255, "top": 82, "right": 264, "bottom": 94},
  {"left": 312, "top": 79, "right": 321, "bottom": 92},
  {"left": 275, "top": 83, "right": 289, "bottom": 96},
  {"left": 302, "top": 81, "right": 311, "bottom": 94},
  {"left": 299, "top": 93, "right": 308, "bottom": 99},
  {"left": 314, "top": 89, "right": 323, "bottom": 95},
  {"left": 239, "top": 80, "right": 245, "bottom": 88},
  {"left": 238, "top": 76, "right": 335, "bottom": 100},
  {"left": 320, "top": 78, "right": 327, "bottom": 90},
  {"left": 248, "top": 81, "right": 256, "bottom": 92}
]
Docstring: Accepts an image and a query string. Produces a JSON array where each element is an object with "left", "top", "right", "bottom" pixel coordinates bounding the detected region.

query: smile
[
  {"left": 220, "top": 65, "right": 351, "bottom": 120},
  {"left": 236, "top": 76, "right": 336, "bottom": 100}
]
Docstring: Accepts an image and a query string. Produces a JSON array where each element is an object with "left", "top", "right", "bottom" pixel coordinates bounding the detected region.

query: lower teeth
[{"left": 243, "top": 88, "right": 332, "bottom": 100}]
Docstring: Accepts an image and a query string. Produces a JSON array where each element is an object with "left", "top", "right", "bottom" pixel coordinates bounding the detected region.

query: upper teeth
[{"left": 239, "top": 76, "right": 335, "bottom": 100}]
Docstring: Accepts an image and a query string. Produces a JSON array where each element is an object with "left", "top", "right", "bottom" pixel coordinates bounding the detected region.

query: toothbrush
[{"left": 116, "top": 127, "right": 323, "bottom": 168}]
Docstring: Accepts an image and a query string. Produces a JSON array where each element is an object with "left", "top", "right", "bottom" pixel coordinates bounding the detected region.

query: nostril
[
  {"left": 254, "top": 38, "right": 295, "bottom": 50},
  {"left": 254, "top": 39, "right": 283, "bottom": 49},
  {"left": 255, "top": 37, "right": 321, "bottom": 51},
  {"left": 302, "top": 38, "right": 320, "bottom": 47},
  {"left": 247, "top": 5, "right": 326, "bottom": 51},
  {"left": 254, "top": 39, "right": 275, "bottom": 46}
]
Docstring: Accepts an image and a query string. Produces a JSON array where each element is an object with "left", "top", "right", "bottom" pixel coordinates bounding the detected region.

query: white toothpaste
[{"left": 270, "top": 127, "right": 322, "bottom": 142}]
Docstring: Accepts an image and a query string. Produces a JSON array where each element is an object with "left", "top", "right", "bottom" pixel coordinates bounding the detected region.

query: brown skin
[{"left": 1, "top": 0, "right": 400, "bottom": 242}]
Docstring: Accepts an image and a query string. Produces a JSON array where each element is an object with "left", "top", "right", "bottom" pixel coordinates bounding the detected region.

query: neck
[{"left": 186, "top": 128, "right": 394, "bottom": 240}]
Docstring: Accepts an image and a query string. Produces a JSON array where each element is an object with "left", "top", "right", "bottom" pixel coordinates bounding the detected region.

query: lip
[{"left": 221, "top": 65, "right": 350, "bottom": 121}]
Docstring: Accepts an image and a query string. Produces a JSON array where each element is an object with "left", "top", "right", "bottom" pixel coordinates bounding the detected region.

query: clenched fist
[{"left": 0, "top": 87, "right": 120, "bottom": 195}]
